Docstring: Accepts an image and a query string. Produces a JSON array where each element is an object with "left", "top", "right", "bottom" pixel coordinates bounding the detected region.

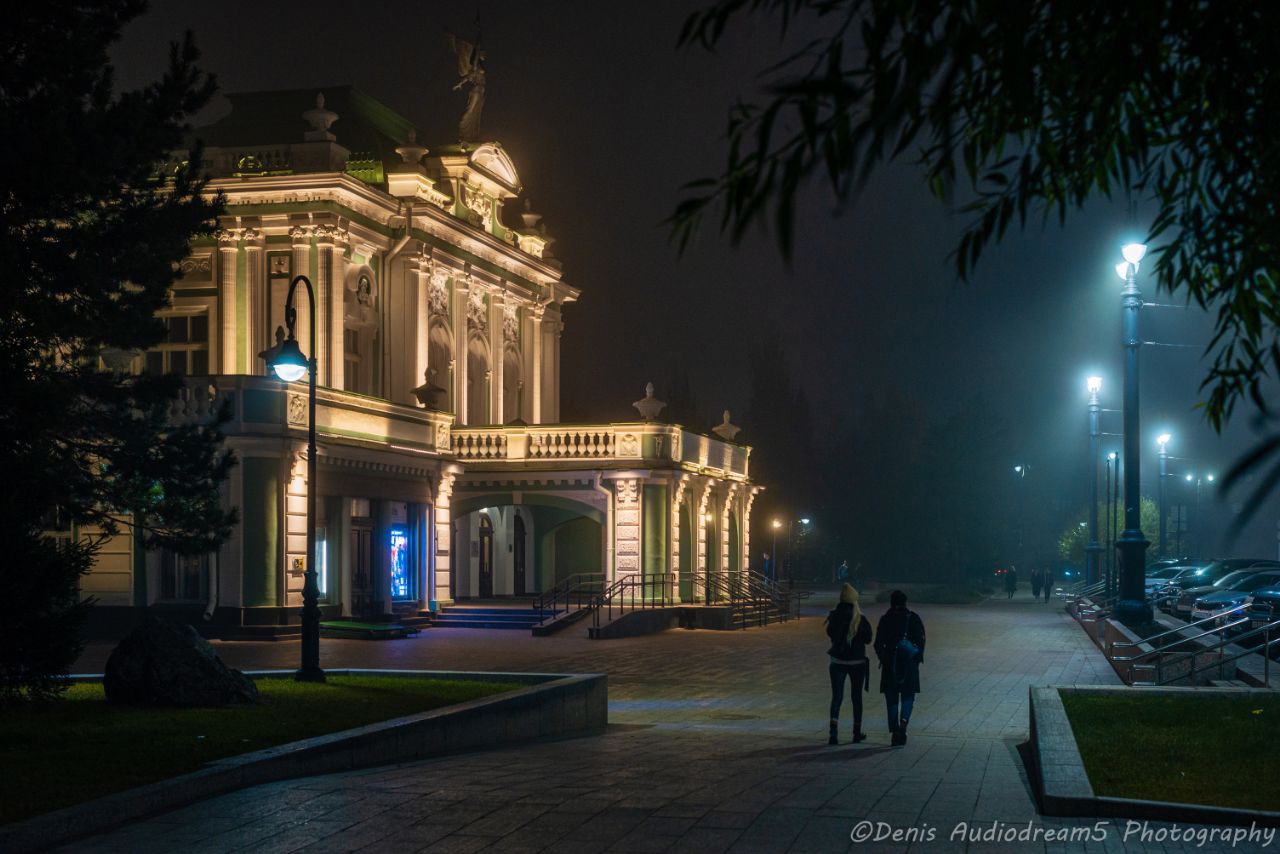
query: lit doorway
[{"left": 478, "top": 513, "right": 494, "bottom": 597}]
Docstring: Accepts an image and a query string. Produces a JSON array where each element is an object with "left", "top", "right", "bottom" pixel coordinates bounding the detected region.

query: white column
[
  {"left": 329, "top": 231, "right": 348, "bottom": 391},
  {"left": 551, "top": 314, "right": 563, "bottom": 423},
  {"left": 413, "top": 252, "right": 430, "bottom": 393},
  {"left": 217, "top": 229, "right": 239, "bottom": 373},
  {"left": 530, "top": 305, "right": 544, "bottom": 424},
  {"left": 489, "top": 292, "right": 505, "bottom": 425},
  {"left": 242, "top": 229, "right": 264, "bottom": 370},
  {"left": 289, "top": 226, "right": 312, "bottom": 363},
  {"left": 434, "top": 472, "right": 456, "bottom": 606},
  {"left": 453, "top": 277, "right": 469, "bottom": 421}
]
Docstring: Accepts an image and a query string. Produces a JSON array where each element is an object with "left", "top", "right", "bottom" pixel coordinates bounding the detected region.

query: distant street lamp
[
  {"left": 1156, "top": 432, "right": 1172, "bottom": 558},
  {"left": 1116, "top": 243, "right": 1152, "bottom": 625},
  {"left": 1184, "top": 472, "right": 1214, "bottom": 559},
  {"left": 784, "top": 517, "right": 812, "bottom": 583},
  {"left": 267, "top": 274, "right": 324, "bottom": 683},
  {"left": 1013, "top": 464, "right": 1029, "bottom": 564},
  {"left": 771, "top": 518, "right": 782, "bottom": 581},
  {"left": 1105, "top": 452, "right": 1118, "bottom": 594},
  {"left": 1085, "top": 377, "right": 1103, "bottom": 584}
]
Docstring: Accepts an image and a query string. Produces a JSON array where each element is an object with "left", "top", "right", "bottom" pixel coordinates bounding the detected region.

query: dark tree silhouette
[{"left": 0, "top": 3, "right": 235, "bottom": 698}]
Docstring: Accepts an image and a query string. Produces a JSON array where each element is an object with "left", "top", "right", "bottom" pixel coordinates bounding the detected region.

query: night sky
[{"left": 112, "top": 0, "right": 1280, "bottom": 556}]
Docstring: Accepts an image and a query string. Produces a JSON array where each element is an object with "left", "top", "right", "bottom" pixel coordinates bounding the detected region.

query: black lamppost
[
  {"left": 1116, "top": 244, "right": 1152, "bottom": 625},
  {"left": 267, "top": 274, "right": 325, "bottom": 683},
  {"left": 1105, "top": 451, "right": 1117, "bottom": 594},
  {"left": 1013, "top": 464, "right": 1029, "bottom": 566},
  {"left": 1085, "top": 377, "right": 1103, "bottom": 585},
  {"left": 1184, "top": 472, "right": 1214, "bottom": 559},
  {"left": 785, "top": 517, "right": 811, "bottom": 583},
  {"left": 1156, "top": 432, "right": 1171, "bottom": 558}
]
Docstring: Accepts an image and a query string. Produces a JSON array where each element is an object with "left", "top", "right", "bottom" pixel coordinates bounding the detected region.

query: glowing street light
[
  {"left": 266, "top": 275, "right": 324, "bottom": 683},
  {"left": 1115, "top": 243, "right": 1153, "bottom": 625},
  {"left": 1157, "top": 432, "right": 1172, "bottom": 558},
  {"left": 1085, "top": 377, "right": 1103, "bottom": 584}
]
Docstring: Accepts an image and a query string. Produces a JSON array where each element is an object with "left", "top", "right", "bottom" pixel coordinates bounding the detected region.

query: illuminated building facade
[{"left": 79, "top": 87, "right": 757, "bottom": 634}]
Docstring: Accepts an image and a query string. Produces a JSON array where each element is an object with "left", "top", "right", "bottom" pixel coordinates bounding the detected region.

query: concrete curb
[
  {"left": 1030, "top": 685, "right": 1280, "bottom": 826},
  {"left": 0, "top": 669, "right": 607, "bottom": 854}
]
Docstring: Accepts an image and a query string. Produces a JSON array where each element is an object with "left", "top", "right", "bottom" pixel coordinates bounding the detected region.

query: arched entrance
[
  {"left": 513, "top": 514, "right": 527, "bottom": 594},
  {"left": 477, "top": 513, "right": 494, "bottom": 597}
]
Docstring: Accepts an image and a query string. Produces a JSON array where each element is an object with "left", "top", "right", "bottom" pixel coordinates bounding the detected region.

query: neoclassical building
[{"left": 79, "top": 86, "right": 757, "bottom": 635}]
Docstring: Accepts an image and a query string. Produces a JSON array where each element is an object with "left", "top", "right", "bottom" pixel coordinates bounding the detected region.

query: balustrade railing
[
  {"left": 171, "top": 380, "right": 225, "bottom": 424},
  {"left": 453, "top": 431, "right": 507, "bottom": 459},
  {"left": 528, "top": 428, "right": 616, "bottom": 458}
]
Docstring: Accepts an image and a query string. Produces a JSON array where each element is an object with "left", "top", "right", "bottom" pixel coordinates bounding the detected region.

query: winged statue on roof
[{"left": 447, "top": 32, "right": 486, "bottom": 142}]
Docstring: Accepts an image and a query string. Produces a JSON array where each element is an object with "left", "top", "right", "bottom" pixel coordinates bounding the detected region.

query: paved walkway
[{"left": 66, "top": 595, "right": 1262, "bottom": 852}]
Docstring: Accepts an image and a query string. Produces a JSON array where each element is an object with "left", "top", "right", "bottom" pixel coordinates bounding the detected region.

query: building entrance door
[
  {"left": 513, "top": 514, "right": 527, "bottom": 595},
  {"left": 351, "top": 522, "right": 374, "bottom": 617},
  {"left": 478, "top": 513, "right": 494, "bottom": 597}
]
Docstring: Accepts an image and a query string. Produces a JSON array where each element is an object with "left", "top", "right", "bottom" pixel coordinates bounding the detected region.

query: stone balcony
[
  {"left": 451, "top": 423, "right": 751, "bottom": 480},
  {"left": 174, "top": 376, "right": 453, "bottom": 456}
]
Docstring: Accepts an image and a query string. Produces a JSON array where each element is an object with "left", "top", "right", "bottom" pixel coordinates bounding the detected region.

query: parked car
[
  {"left": 1145, "top": 565, "right": 1205, "bottom": 599},
  {"left": 1189, "top": 570, "right": 1280, "bottom": 628},
  {"left": 1244, "top": 586, "right": 1280, "bottom": 632},
  {"left": 1162, "top": 559, "right": 1280, "bottom": 617}
]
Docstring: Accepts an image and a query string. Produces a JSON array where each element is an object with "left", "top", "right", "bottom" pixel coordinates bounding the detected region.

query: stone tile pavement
[{"left": 66, "top": 594, "right": 1270, "bottom": 852}]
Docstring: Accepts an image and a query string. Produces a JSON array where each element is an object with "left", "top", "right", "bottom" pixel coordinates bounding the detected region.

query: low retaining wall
[
  {"left": 0, "top": 669, "right": 606, "bottom": 854},
  {"left": 589, "top": 605, "right": 736, "bottom": 638},
  {"left": 1030, "top": 685, "right": 1280, "bottom": 826}
]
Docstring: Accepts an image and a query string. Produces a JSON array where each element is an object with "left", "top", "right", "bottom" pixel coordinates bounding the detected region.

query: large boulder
[{"left": 103, "top": 616, "right": 258, "bottom": 706}]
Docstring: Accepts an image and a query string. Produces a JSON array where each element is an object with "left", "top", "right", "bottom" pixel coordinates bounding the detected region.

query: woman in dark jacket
[
  {"left": 825, "top": 583, "right": 873, "bottom": 745},
  {"left": 874, "top": 589, "right": 926, "bottom": 746}
]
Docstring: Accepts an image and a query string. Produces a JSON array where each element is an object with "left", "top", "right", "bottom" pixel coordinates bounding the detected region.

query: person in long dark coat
[
  {"left": 1030, "top": 567, "right": 1042, "bottom": 599},
  {"left": 824, "top": 583, "right": 873, "bottom": 745},
  {"left": 874, "top": 589, "right": 926, "bottom": 746},
  {"left": 1042, "top": 567, "right": 1054, "bottom": 603},
  {"left": 1005, "top": 567, "right": 1018, "bottom": 599}
]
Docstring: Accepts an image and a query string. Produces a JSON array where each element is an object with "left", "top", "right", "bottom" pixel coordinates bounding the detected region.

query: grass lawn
[
  {"left": 1060, "top": 692, "right": 1280, "bottom": 811},
  {"left": 0, "top": 675, "right": 524, "bottom": 825}
]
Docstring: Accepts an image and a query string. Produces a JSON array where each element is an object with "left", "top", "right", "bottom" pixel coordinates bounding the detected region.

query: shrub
[{"left": 0, "top": 529, "right": 94, "bottom": 701}]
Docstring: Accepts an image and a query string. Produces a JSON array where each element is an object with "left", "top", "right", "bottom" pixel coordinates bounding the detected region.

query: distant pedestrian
[
  {"left": 1042, "top": 567, "right": 1054, "bottom": 603},
  {"left": 874, "top": 589, "right": 926, "bottom": 746},
  {"left": 1030, "top": 567, "right": 1042, "bottom": 600},
  {"left": 1005, "top": 567, "right": 1018, "bottom": 599},
  {"left": 824, "top": 583, "right": 872, "bottom": 745},
  {"left": 836, "top": 560, "right": 850, "bottom": 585},
  {"left": 851, "top": 562, "right": 865, "bottom": 592},
  {"left": 762, "top": 551, "right": 774, "bottom": 582}
]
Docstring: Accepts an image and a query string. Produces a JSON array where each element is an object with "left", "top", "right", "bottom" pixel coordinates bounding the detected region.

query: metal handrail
[
  {"left": 534, "top": 572, "right": 605, "bottom": 624},
  {"left": 1132, "top": 606, "right": 1277, "bottom": 686},
  {"left": 1107, "top": 605, "right": 1251, "bottom": 660},
  {"left": 590, "top": 573, "right": 678, "bottom": 629}
]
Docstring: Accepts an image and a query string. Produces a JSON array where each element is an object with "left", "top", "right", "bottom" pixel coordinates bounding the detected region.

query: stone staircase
[{"left": 427, "top": 605, "right": 545, "bottom": 630}]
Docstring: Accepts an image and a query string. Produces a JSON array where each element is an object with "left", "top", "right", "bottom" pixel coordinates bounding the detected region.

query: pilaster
[
  {"left": 614, "top": 477, "right": 642, "bottom": 579},
  {"left": 217, "top": 229, "right": 239, "bottom": 373},
  {"left": 433, "top": 470, "right": 457, "bottom": 606},
  {"left": 489, "top": 290, "right": 505, "bottom": 424},
  {"left": 530, "top": 304, "right": 545, "bottom": 424},
  {"left": 242, "top": 229, "right": 264, "bottom": 372},
  {"left": 289, "top": 226, "right": 313, "bottom": 364},
  {"left": 453, "top": 274, "right": 470, "bottom": 421}
]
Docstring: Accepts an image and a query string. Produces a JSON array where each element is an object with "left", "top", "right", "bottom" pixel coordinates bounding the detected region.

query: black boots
[
  {"left": 829, "top": 719, "right": 839, "bottom": 745},
  {"left": 891, "top": 719, "right": 909, "bottom": 746}
]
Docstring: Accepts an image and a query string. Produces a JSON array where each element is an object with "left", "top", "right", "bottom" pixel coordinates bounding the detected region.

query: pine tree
[{"left": 0, "top": 3, "right": 235, "bottom": 699}]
